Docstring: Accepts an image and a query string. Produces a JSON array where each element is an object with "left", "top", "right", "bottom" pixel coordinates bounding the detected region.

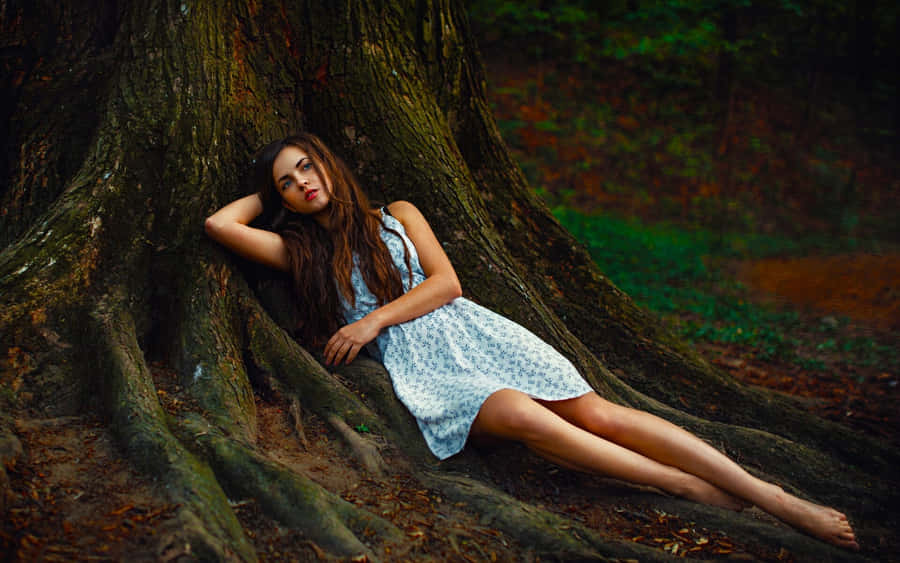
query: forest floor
[
  {"left": 8, "top": 349, "right": 894, "bottom": 563},
  {"left": 720, "top": 254, "right": 899, "bottom": 446},
  {"left": 4, "top": 290, "right": 898, "bottom": 562},
  {"left": 3, "top": 60, "right": 899, "bottom": 562}
]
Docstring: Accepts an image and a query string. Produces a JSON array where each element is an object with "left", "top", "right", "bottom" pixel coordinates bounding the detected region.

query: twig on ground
[{"left": 288, "top": 396, "right": 310, "bottom": 450}]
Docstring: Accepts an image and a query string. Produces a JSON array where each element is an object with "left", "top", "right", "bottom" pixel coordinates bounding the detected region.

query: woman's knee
[
  {"left": 565, "top": 395, "right": 629, "bottom": 440},
  {"left": 474, "top": 389, "right": 551, "bottom": 440}
]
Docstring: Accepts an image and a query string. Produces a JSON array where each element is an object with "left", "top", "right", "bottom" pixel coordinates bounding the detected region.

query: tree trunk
[{"left": 1, "top": 0, "right": 897, "bottom": 560}]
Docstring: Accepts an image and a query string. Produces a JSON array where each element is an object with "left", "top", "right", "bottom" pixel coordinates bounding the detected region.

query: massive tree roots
[
  {"left": 86, "top": 281, "right": 405, "bottom": 561},
  {"left": 39, "top": 270, "right": 878, "bottom": 561}
]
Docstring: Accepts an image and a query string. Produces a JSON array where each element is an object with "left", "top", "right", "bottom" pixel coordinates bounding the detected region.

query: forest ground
[{"left": 2, "top": 58, "right": 899, "bottom": 562}]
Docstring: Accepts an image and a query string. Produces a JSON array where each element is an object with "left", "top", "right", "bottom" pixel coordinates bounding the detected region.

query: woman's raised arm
[
  {"left": 204, "top": 193, "right": 290, "bottom": 271},
  {"left": 323, "top": 200, "right": 462, "bottom": 365}
]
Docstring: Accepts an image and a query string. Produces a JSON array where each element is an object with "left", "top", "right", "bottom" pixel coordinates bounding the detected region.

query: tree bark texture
[{"left": 1, "top": 0, "right": 897, "bottom": 560}]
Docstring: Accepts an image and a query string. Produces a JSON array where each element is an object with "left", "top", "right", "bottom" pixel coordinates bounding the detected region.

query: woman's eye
[
  {"left": 281, "top": 180, "right": 291, "bottom": 190},
  {"left": 302, "top": 162, "right": 313, "bottom": 171}
]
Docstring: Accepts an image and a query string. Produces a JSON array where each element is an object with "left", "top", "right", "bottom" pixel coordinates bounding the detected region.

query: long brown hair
[{"left": 254, "top": 133, "right": 411, "bottom": 346}]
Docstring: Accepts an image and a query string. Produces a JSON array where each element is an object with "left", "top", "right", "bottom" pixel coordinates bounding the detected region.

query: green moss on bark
[
  {"left": 92, "top": 292, "right": 255, "bottom": 562},
  {"left": 179, "top": 413, "right": 402, "bottom": 559}
]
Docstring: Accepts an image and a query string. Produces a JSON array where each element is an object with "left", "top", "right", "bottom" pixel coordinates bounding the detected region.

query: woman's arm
[
  {"left": 371, "top": 200, "right": 463, "bottom": 322},
  {"left": 204, "top": 194, "right": 290, "bottom": 271},
  {"left": 323, "top": 200, "right": 462, "bottom": 365}
]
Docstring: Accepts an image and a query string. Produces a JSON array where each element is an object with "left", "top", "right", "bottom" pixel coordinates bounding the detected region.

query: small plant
[{"left": 354, "top": 424, "right": 370, "bottom": 433}]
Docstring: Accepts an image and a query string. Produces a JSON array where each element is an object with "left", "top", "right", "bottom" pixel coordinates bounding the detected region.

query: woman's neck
[{"left": 311, "top": 209, "right": 331, "bottom": 229}]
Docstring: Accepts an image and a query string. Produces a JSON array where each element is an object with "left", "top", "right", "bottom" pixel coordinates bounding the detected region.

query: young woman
[{"left": 205, "top": 132, "right": 858, "bottom": 550}]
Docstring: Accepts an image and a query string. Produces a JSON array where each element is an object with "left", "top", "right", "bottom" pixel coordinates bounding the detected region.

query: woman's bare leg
[
  {"left": 471, "top": 389, "right": 746, "bottom": 510},
  {"left": 535, "top": 392, "right": 858, "bottom": 549}
]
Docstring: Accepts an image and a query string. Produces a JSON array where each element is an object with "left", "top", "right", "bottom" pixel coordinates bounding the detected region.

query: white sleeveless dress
[{"left": 340, "top": 210, "right": 593, "bottom": 459}]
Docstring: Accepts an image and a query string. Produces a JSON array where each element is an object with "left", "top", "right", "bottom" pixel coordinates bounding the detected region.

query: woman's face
[{"left": 272, "top": 145, "right": 332, "bottom": 217}]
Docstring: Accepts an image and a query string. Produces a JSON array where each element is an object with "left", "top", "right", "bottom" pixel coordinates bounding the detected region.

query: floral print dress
[{"left": 340, "top": 210, "right": 593, "bottom": 459}]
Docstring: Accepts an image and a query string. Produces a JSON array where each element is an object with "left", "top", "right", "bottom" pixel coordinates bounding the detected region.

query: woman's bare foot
[
  {"left": 676, "top": 474, "right": 749, "bottom": 511},
  {"left": 763, "top": 485, "right": 859, "bottom": 550}
]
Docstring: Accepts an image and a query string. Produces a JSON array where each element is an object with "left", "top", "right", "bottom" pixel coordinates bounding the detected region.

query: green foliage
[
  {"left": 471, "top": 0, "right": 900, "bottom": 138},
  {"left": 467, "top": 0, "right": 603, "bottom": 62},
  {"left": 468, "top": 0, "right": 592, "bottom": 36},
  {"left": 553, "top": 207, "right": 898, "bottom": 370},
  {"left": 354, "top": 424, "right": 370, "bottom": 433},
  {"left": 603, "top": 2, "right": 725, "bottom": 74}
]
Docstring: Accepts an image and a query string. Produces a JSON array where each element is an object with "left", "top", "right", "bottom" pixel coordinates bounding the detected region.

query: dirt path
[
  {"left": 738, "top": 253, "right": 900, "bottom": 331},
  {"left": 705, "top": 252, "right": 900, "bottom": 448}
]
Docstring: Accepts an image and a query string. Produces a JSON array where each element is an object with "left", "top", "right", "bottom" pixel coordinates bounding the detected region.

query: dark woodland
[{"left": 1, "top": 1, "right": 898, "bottom": 561}]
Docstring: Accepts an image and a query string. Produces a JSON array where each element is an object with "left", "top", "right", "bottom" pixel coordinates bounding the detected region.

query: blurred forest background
[{"left": 467, "top": 0, "right": 899, "bottom": 444}]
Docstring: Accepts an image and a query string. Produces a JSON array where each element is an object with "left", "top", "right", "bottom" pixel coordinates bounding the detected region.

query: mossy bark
[{"left": 0, "top": 0, "right": 896, "bottom": 560}]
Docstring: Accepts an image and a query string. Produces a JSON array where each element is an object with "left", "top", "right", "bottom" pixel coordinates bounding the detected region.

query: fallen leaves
[
  {"left": 1, "top": 416, "right": 180, "bottom": 561},
  {"left": 703, "top": 338, "right": 900, "bottom": 446},
  {"left": 611, "top": 507, "right": 780, "bottom": 560}
]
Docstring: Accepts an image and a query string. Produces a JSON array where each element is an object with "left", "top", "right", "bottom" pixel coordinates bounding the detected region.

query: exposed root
[
  {"left": 178, "top": 413, "right": 403, "bottom": 560},
  {"left": 328, "top": 356, "right": 429, "bottom": 456},
  {"left": 326, "top": 414, "right": 387, "bottom": 476},
  {"left": 421, "top": 471, "right": 657, "bottom": 562},
  {"left": 91, "top": 293, "right": 256, "bottom": 562},
  {"left": 175, "top": 263, "right": 257, "bottom": 443},
  {"left": 241, "top": 276, "right": 435, "bottom": 462},
  {"left": 12, "top": 416, "right": 82, "bottom": 430},
  {"left": 242, "top": 301, "right": 392, "bottom": 441},
  {"left": 154, "top": 509, "right": 245, "bottom": 563}
]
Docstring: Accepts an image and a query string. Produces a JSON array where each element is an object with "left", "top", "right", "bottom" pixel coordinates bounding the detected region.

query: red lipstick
[{"left": 305, "top": 190, "right": 318, "bottom": 201}]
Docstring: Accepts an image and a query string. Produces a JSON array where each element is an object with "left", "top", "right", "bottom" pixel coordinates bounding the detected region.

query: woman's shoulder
[{"left": 384, "top": 201, "right": 423, "bottom": 225}]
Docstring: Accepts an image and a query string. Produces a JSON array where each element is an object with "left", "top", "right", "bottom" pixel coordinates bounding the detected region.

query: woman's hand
[
  {"left": 323, "top": 315, "right": 383, "bottom": 365},
  {"left": 325, "top": 200, "right": 460, "bottom": 365}
]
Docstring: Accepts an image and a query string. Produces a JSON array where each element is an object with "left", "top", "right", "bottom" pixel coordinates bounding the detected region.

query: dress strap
[{"left": 381, "top": 205, "right": 394, "bottom": 217}]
